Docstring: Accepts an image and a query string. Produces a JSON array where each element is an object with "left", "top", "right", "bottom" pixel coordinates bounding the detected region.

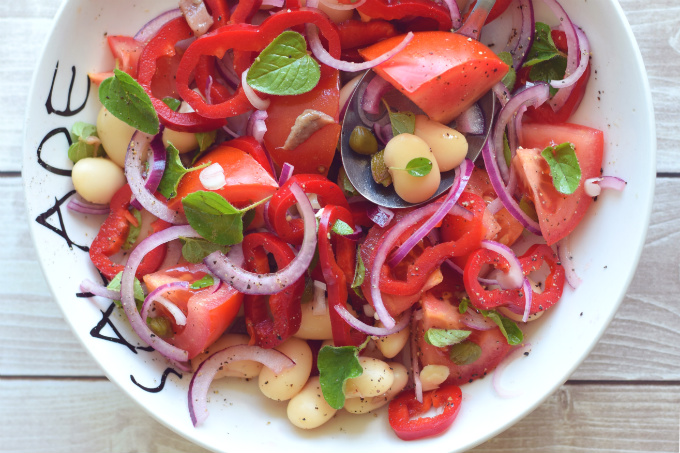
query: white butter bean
[
  {"left": 71, "top": 157, "right": 126, "bottom": 204},
  {"left": 374, "top": 322, "right": 409, "bottom": 359},
  {"left": 163, "top": 127, "right": 199, "bottom": 155},
  {"left": 259, "top": 337, "right": 312, "bottom": 401},
  {"left": 96, "top": 106, "right": 136, "bottom": 168},
  {"left": 294, "top": 302, "right": 334, "bottom": 340},
  {"left": 287, "top": 376, "right": 337, "bottom": 429},
  {"left": 414, "top": 115, "right": 468, "bottom": 172},
  {"left": 383, "top": 133, "right": 441, "bottom": 204},
  {"left": 344, "top": 356, "right": 394, "bottom": 398},
  {"left": 420, "top": 364, "right": 450, "bottom": 391},
  {"left": 191, "top": 334, "right": 263, "bottom": 380},
  {"left": 344, "top": 362, "right": 408, "bottom": 414}
]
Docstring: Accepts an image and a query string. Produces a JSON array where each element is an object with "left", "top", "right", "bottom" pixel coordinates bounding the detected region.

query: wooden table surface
[{"left": 2, "top": 0, "right": 679, "bottom": 452}]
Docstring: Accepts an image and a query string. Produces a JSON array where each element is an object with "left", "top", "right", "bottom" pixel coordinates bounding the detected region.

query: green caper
[
  {"left": 371, "top": 150, "right": 392, "bottom": 187},
  {"left": 449, "top": 340, "right": 482, "bottom": 365},
  {"left": 349, "top": 126, "right": 379, "bottom": 155}
]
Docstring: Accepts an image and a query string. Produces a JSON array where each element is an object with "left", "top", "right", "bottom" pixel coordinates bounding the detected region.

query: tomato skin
[
  {"left": 516, "top": 122, "right": 604, "bottom": 245},
  {"left": 263, "top": 66, "right": 341, "bottom": 177},
  {"left": 143, "top": 264, "right": 244, "bottom": 359},
  {"left": 170, "top": 144, "right": 279, "bottom": 213},
  {"left": 418, "top": 292, "right": 512, "bottom": 385},
  {"left": 359, "top": 31, "right": 508, "bottom": 124},
  {"left": 107, "top": 36, "right": 145, "bottom": 78}
]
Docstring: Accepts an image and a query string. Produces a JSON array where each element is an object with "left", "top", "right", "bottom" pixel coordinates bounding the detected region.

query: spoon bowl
[{"left": 340, "top": 69, "right": 496, "bottom": 208}]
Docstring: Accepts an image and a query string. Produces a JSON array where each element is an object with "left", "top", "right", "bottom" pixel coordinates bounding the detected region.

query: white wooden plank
[{"left": 1, "top": 379, "right": 678, "bottom": 453}]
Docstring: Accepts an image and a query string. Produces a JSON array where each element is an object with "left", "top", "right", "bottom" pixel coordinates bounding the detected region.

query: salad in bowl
[{"left": 22, "top": 0, "right": 653, "bottom": 450}]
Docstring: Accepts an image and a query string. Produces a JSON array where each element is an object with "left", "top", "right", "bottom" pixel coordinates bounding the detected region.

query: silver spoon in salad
[{"left": 340, "top": 0, "right": 500, "bottom": 209}]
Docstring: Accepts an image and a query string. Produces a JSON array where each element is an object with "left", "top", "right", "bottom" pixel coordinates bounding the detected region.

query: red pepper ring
[
  {"left": 175, "top": 8, "right": 342, "bottom": 120},
  {"left": 357, "top": 0, "right": 453, "bottom": 32},
  {"left": 388, "top": 384, "right": 463, "bottom": 441},
  {"left": 517, "top": 244, "right": 565, "bottom": 315},
  {"left": 136, "top": 17, "right": 228, "bottom": 133},
  {"left": 89, "top": 184, "right": 169, "bottom": 281},
  {"left": 241, "top": 232, "right": 305, "bottom": 349},
  {"left": 463, "top": 247, "right": 524, "bottom": 311},
  {"left": 267, "top": 174, "right": 350, "bottom": 245},
  {"left": 318, "top": 206, "right": 366, "bottom": 347}
]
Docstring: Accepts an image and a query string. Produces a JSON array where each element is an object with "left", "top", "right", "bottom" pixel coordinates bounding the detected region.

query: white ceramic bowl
[{"left": 22, "top": 1, "right": 655, "bottom": 452}]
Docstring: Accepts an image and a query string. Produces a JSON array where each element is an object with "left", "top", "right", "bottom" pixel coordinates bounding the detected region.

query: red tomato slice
[
  {"left": 144, "top": 264, "right": 244, "bottom": 359},
  {"left": 263, "top": 67, "right": 341, "bottom": 177},
  {"left": 418, "top": 292, "right": 512, "bottom": 385},
  {"left": 516, "top": 122, "right": 604, "bottom": 245},
  {"left": 359, "top": 31, "right": 508, "bottom": 124},
  {"left": 107, "top": 36, "right": 145, "bottom": 79},
  {"left": 170, "top": 144, "right": 279, "bottom": 213}
]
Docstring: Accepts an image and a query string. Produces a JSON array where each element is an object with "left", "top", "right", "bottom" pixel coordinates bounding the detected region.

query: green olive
[{"left": 349, "top": 126, "right": 379, "bottom": 155}]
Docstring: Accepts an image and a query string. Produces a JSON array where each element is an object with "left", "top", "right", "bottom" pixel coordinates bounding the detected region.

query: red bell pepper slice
[
  {"left": 231, "top": 0, "right": 263, "bottom": 24},
  {"left": 241, "top": 232, "right": 305, "bottom": 348},
  {"left": 357, "top": 0, "right": 452, "bottom": 32},
  {"left": 175, "top": 8, "right": 342, "bottom": 120},
  {"left": 440, "top": 192, "right": 486, "bottom": 268},
  {"left": 337, "top": 19, "right": 397, "bottom": 51},
  {"left": 89, "top": 184, "right": 168, "bottom": 281},
  {"left": 388, "top": 384, "right": 463, "bottom": 441},
  {"left": 318, "top": 206, "right": 366, "bottom": 347},
  {"left": 137, "top": 17, "right": 227, "bottom": 133},
  {"left": 266, "top": 174, "right": 350, "bottom": 245},
  {"left": 194, "top": 55, "right": 233, "bottom": 104},
  {"left": 204, "top": 0, "right": 230, "bottom": 30},
  {"left": 463, "top": 244, "right": 565, "bottom": 316}
]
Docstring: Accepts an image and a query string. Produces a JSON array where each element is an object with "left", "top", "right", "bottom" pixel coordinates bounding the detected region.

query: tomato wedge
[{"left": 359, "top": 31, "right": 508, "bottom": 124}]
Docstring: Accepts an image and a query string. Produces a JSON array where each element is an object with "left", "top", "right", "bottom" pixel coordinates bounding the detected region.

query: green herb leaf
[
  {"left": 67, "top": 122, "right": 104, "bottom": 163},
  {"left": 179, "top": 237, "right": 230, "bottom": 264},
  {"left": 480, "top": 310, "right": 524, "bottom": 345},
  {"left": 388, "top": 108, "right": 415, "bottom": 136},
  {"left": 529, "top": 57, "right": 567, "bottom": 97},
  {"left": 317, "top": 345, "right": 364, "bottom": 409},
  {"left": 162, "top": 97, "right": 181, "bottom": 112},
  {"left": 122, "top": 208, "right": 142, "bottom": 250},
  {"left": 338, "top": 167, "right": 359, "bottom": 197},
  {"left": 503, "top": 132, "right": 512, "bottom": 168},
  {"left": 351, "top": 246, "right": 365, "bottom": 289},
  {"left": 523, "top": 22, "right": 564, "bottom": 67},
  {"left": 190, "top": 275, "right": 215, "bottom": 290},
  {"left": 196, "top": 130, "right": 217, "bottom": 153},
  {"left": 98, "top": 69, "right": 159, "bottom": 135},
  {"left": 498, "top": 51, "right": 516, "bottom": 89},
  {"left": 182, "top": 191, "right": 245, "bottom": 246},
  {"left": 458, "top": 296, "right": 469, "bottom": 314},
  {"left": 519, "top": 196, "right": 539, "bottom": 222},
  {"left": 541, "top": 142, "right": 581, "bottom": 195},
  {"left": 301, "top": 277, "right": 315, "bottom": 304},
  {"left": 449, "top": 341, "right": 482, "bottom": 365},
  {"left": 405, "top": 157, "right": 433, "bottom": 177},
  {"left": 331, "top": 219, "right": 355, "bottom": 236},
  {"left": 246, "top": 31, "right": 321, "bottom": 96},
  {"left": 107, "top": 271, "right": 144, "bottom": 310},
  {"left": 424, "top": 328, "right": 471, "bottom": 347},
  {"left": 157, "top": 143, "right": 209, "bottom": 199}
]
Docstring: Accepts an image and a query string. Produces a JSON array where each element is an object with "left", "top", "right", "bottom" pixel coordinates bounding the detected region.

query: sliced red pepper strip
[
  {"left": 357, "top": 0, "right": 452, "bottom": 32},
  {"left": 318, "top": 206, "right": 366, "bottom": 347},
  {"left": 388, "top": 385, "right": 463, "bottom": 441},
  {"left": 204, "top": 0, "right": 230, "bottom": 30},
  {"left": 441, "top": 192, "right": 486, "bottom": 269},
  {"left": 463, "top": 244, "right": 565, "bottom": 315},
  {"left": 225, "top": 136, "right": 276, "bottom": 179},
  {"left": 336, "top": 19, "right": 397, "bottom": 50},
  {"left": 176, "top": 8, "right": 341, "bottom": 119},
  {"left": 194, "top": 55, "right": 233, "bottom": 103},
  {"left": 231, "top": 0, "right": 263, "bottom": 24},
  {"left": 137, "top": 17, "right": 227, "bottom": 133},
  {"left": 267, "top": 174, "right": 349, "bottom": 245},
  {"left": 241, "top": 232, "right": 305, "bottom": 348},
  {"left": 89, "top": 184, "right": 168, "bottom": 281}
]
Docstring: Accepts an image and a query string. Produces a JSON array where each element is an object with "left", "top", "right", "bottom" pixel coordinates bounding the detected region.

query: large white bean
[
  {"left": 163, "top": 127, "right": 199, "bottom": 155},
  {"left": 294, "top": 302, "right": 334, "bottom": 340},
  {"left": 286, "top": 376, "right": 337, "bottom": 429},
  {"left": 259, "top": 337, "right": 312, "bottom": 401},
  {"left": 374, "top": 322, "right": 409, "bottom": 359},
  {"left": 383, "top": 133, "right": 441, "bottom": 204},
  {"left": 96, "top": 106, "right": 136, "bottom": 168},
  {"left": 344, "top": 356, "right": 394, "bottom": 398},
  {"left": 343, "top": 362, "right": 408, "bottom": 414},
  {"left": 414, "top": 115, "right": 468, "bottom": 172},
  {"left": 420, "top": 364, "right": 450, "bottom": 392},
  {"left": 71, "top": 157, "right": 126, "bottom": 204},
  {"left": 190, "top": 334, "right": 263, "bottom": 379}
]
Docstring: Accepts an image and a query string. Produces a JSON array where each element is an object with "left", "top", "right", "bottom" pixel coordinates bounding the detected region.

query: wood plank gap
[
  {"left": 0, "top": 375, "right": 108, "bottom": 381},
  {"left": 566, "top": 379, "right": 680, "bottom": 386},
  {"left": 657, "top": 172, "right": 680, "bottom": 178},
  {"left": 0, "top": 171, "right": 21, "bottom": 177}
]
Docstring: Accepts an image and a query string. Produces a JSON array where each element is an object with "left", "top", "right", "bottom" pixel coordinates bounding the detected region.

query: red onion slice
[
  {"left": 387, "top": 159, "right": 473, "bottom": 268},
  {"left": 334, "top": 305, "right": 410, "bottom": 337},
  {"left": 278, "top": 163, "right": 294, "bottom": 186},
  {"left": 361, "top": 75, "right": 393, "bottom": 115},
  {"left": 550, "top": 27, "right": 590, "bottom": 90},
  {"left": 444, "top": 259, "right": 497, "bottom": 286},
  {"left": 492, "top": 342, "right": 531, "bottom": 398},
  {"left": 205, "top": 183, "right": 316, "bottom": 294},
  {"left": 241, "top": 68, "right": 270, "bottom": 110},
  {"left": 120, "top": 225, "right": 202, "bottom": 364},
  {"left": 441, "top": 0, "right": 462, "bottom": 29},
  {"left": 520, "top": 278, "right": 533, "bottom": 323},
  {"left": 130, "top": 131, "right": 167, "bottom": 211},
  {"left": 125, "top": 131, "right": 186, "bottom": 224},
  {"left": 367, "top": 204, "right": 394, "bottom": 227},
  {"left": 312, "top": 280, "right": 327, "bottom": 315},
  {"left": 199, "top": 163, "right": 227, "bottom": 190},
  {"left": 134, "top": 8, "right": 183, "bottom": 43},
  {"left": 584, "top": 176, "right": 627, "bottom": 197},
  {"left": 556, "top": 238, "right": 582, "bottom": 289},
  {"left": 504, "top": 0, "right": 534, "bottom": 71},
  {"left": 215, "top": 56, "right": 240, "bottom": 90},
  {"left": 189, "top": 345, "right": 295, "bottom": 426},
  {"left": 80, "top": 279, "right": 120, "bottom": 300},
  {"left": 67, "top": 195, "right": 110, "bottom": 216},
  {"left": 246, "top": 110, "right": 268, "bottom": 145},
  {"left": 179, "top": 0, "right": 214, "bottom": 37},
  {"left": 449, "top": 203, "right": 474, "bottom": 221},
  {"left": 141, "top": 281, "right": 190, "bottom": 325},
  {"left": 411, "top": 309, "right": 423, "bottom": 403},
  {"left": 460, "top": 307, "right": 496, "bottom": 331},
  {"left": 480, "top": 240, "right": 524, "bottom": 290}
]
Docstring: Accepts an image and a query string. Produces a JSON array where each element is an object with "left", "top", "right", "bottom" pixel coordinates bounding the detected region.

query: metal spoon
[{"left": 339, "top": 0, "right": 497, "bottom": 209}]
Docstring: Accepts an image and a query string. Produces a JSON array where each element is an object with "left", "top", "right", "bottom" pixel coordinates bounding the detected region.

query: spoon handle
[{"left": 457, "top": 0, "right": 496, "bottom": 40}]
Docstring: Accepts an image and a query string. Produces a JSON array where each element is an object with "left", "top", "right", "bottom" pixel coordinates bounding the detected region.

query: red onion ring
[
  {"left": 520, "top": 277, "right": 532, "bottom": 323},
  {"left": 278, "top": 163, "right": 294, "bottom": 186},
  {"left": 246, "top": 110, "right": 268, "bottom": 145},
  {"left": 556, "top": 238, "right": 582, "bottom": 289},
  {"left": 120, "top": 225, "right": 202, "bottom": 364},
  {"left": 215, "top": 56, "right": 240, "bottom": 90},
  {"left": 241, "top": 68, "right": 270, "bottom": 110},
  {"left": 188, "top": 345, "right": 295, "bottom": 426},
  {"left": 584, "top": 176, "right": 627, "bottom": 197},
  {"left": 505, "top": 0, "right": 534, "bottom": 71},
  {"left": 387, "top": 159, "right": 473, "bottom": 268},
  {"left": 367, "top": 204, "right": 394, "bottom": 227},
  {"left": 134, "top": 8, "right": 183, "bottom": 43},
  {"left": 444, "top": 259, "right": 497, "bottom": 286},
  {"left": 449, "top": 203, "right": 474, "bottom": 221},
  {"left": 550, "top": 27, "right": 590, "bottom": 90},
  {"left": 480, "top": 240, "right": 524, "bottom": 290},
  {"left": 204, "top": 183, "right": 316, "bottom": 295},
  {"left": 312, "top": 280, "right": 327, "bottom": 315},
  {"left": 441, "top": 0, "right": 462, "bottom": 29},
  {"left": 361, "top": 75, "right": 393, "bottom": 115},
  {"left": 79, "top": 279, "right": 120, "bottom": 300},
  {"left": 125, "top": 131, "right": 186, "bottom": 224},
  {"left": 492, "top": 342, "right": 531, "bottom": 398},
  {"left": 67, "top": 195, "right": 110, "bottom": 216},
  {"left": 141, "top": 281, "right": 190, "bottom": 325},
  {"left": 334, "top": 305, "right": 410, "bottom": 337},
  {"left": 130, "top": 130, "right": 167, "bottom": 211}
]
